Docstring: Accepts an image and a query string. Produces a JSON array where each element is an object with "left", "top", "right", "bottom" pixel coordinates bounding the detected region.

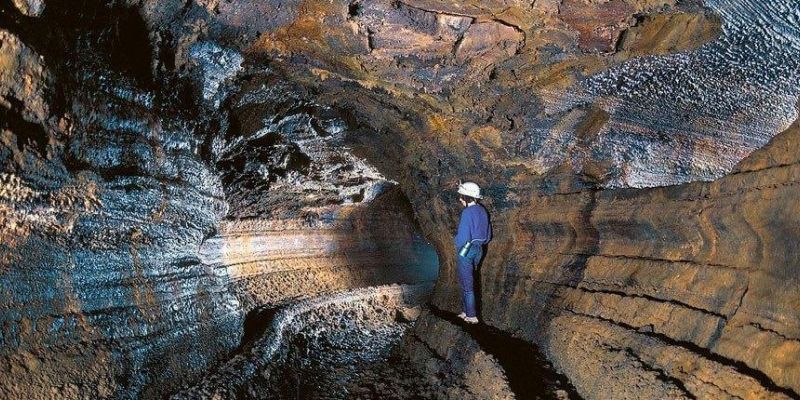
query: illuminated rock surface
[{"left": 1, "top": 0, "right": 799, "bottom": 398}]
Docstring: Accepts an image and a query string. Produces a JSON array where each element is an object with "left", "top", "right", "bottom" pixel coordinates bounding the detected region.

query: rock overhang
[
  {"left": 3, "top": 0, "right": 800, "bottom": 398},
  {"left": 143, "top": 0, "right": 799, "bottom": 193}
]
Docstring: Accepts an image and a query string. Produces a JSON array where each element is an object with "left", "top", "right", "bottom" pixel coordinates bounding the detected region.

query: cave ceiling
[
  {"left": 132, "top": 0, "right": 800, "bottom": 191},
  {"left": 3, "top": 1, "right": 800, "bottom": 398}
]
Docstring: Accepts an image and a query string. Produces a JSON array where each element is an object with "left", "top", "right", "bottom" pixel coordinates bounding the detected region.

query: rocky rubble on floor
[
  {"left": 172, "top": 284, "right": 433, "bottom": 399},
  {"left": 280, "top": 318, "right": 433, "bottom": 399},
  {"left": 3, "top": 0, "right": 800, "bottom": 398},
  {"left": 0, "top": 3, "right": 438, "bottom": 397}
]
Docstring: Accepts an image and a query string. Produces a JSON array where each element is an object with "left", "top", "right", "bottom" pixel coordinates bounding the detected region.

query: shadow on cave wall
[{"left": 0, "top": 0, "right": 153, "bottom": 86}]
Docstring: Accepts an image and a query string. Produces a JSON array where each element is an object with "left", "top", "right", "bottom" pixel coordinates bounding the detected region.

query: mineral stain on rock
[{"left": 2, "top": 0, "right": 800, "bottom": 399}]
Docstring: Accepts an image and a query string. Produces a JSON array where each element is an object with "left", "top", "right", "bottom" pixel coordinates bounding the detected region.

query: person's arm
[
  {"left": 487, "top": 217, "right": 492, "bottom": 243},
  {"left": 454, "top": 209, "right": 471, "bottom": 250},
  {"left": 479, "top": 206, "right": 492, "bottom": 243}
]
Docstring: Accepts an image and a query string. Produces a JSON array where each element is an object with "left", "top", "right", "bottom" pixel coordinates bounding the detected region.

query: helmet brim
[{"left": 457, "top": 187, "right": 483, "bottom": 199}]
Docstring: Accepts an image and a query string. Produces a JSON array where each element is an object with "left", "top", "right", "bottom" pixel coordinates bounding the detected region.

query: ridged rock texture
[
  {"left": 0, "top": 2, "right": 435, "bottom": 399},
  {"left": 173, "top": 283, "right": 433, "bottom": 399},
  {"left": 2, "top": 0, "right": 800, "bottom": 398}
]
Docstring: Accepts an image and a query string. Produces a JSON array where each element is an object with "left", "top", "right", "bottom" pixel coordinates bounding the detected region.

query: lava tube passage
[{"left": 2, "top": 0, "right": 800, "bottom": 399}]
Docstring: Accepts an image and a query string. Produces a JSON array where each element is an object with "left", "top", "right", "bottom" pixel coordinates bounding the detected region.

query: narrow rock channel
[
  {"left": 175, "top": 284, "right": 582, "bottom": 400},
  {"left": 429, "top": 307, "right": 581, "bottom": 400}
]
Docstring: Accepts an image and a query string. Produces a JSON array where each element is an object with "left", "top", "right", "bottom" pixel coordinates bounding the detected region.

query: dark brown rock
[{"left": 2, "top": 0, "right": 800, "bottom": 399}]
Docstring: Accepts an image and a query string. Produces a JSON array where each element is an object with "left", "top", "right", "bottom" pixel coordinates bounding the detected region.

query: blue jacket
[{"left": 454, "top": 204, "right": 492, "bottom": 250}]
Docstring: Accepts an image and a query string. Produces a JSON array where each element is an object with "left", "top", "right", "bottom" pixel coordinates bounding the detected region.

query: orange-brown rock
[
  {"left": 559, "top": 0, "right": 637, "bottom": 53},
  {"left": 434, "top": 106, "right": 800, "bottom": 398},
  {"left": 202, "top": 187, "right": 438, "bottom": 311},
  {"left": 2, "top": 0, "right": 800, "bottom": 398}
]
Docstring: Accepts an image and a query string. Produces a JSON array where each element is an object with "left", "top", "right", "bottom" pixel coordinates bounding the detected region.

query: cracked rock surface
[
  {"left": 0, "top": 2, "right": 436, "bottom": 399},
  {"left": 2, "top": 0, "right": 800, "bottom": 399},
  {"left": 172, "top": 284, "right": 434, "bottom": 399}
]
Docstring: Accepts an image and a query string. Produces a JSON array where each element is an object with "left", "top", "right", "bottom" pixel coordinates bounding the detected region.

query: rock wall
[
  {"left": 201, "top": 0, "right": 799, "bottom": 398},
  {"left": 3, "top": 0, "right": 800, "bottom": 398},
  {"left": 1, "top": 7, "right": 240, "bottom": 397},
  {"left": 201, "top": 189, "right": 438, "bottom": 312},
  {"left": 0, "top": 2, "right": 436, "bottom": 398},
  {"left": 479, "top": 109, "right": 800, "bottom": 398}
]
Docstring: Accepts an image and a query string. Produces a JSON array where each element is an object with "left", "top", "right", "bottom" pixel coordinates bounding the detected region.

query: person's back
[
  {"left": 453, "top": 182, "right": 492, "bottom": 324},
  {"left": 454, "top": 203, "right": 492, "bottom": 252}
]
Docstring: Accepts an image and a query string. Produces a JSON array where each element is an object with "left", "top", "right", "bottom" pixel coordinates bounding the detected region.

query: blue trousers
[{"left": 457, "top": 244, "right": 483, "bottom": 318}]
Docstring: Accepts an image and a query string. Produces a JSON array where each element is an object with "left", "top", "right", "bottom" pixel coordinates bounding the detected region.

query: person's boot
[
  {"left": 464, "top": 316, "right": 479, "bottom": 324},
  {"left": 457, "top": 312, "right": 466, "bottom": 320}
]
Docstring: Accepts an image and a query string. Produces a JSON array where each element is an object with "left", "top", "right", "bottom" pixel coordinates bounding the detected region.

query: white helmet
[{"left": 457, "top": 182, "right": 483, "bottom": 199}]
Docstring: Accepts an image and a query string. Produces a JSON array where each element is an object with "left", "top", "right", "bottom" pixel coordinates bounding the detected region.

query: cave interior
[{"left": 1, "top": 0, "right": 800, "bottom": 399}]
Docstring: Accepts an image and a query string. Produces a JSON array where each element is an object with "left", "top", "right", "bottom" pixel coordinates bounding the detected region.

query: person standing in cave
[{"left": 454, "top": 181, "right": 492, "bottom": 324}]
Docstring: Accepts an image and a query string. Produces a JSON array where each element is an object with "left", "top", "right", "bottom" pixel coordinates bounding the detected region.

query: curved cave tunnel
[{"left": 2, "top": 0, "right": 800, "bottom": 399}]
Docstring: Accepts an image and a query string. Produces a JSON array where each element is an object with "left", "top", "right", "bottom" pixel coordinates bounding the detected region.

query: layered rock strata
[
  {"left": 0, "top": 28, "right": 240, "bottom": 400},
  {"left": 525, "top": 111, "right": 800, "bottom": 398},
  {"left": 3, "top": 0, "right": 800, "bottom": 398},
  {"left": 429, "top": 107, "right": 800, "bottom": 399},
  {"left": 202, "top": 194, "right": 438, "bottom": 312},
  {"left": 0, "top": 3, "right": 437, "bottom": 398}
]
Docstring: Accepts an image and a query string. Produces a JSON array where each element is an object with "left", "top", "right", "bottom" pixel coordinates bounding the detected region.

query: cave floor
[
  {"left": 249, "top": 298, "right": 581, "bottom": 399},
  {"left": 175, "top": 284, "right": 582, "bottom": 399},
  {"left": 429, "top": 307, "right": 582, "bottom": 400},
  {"left": 276, "top": 320, "right": 437, "bottom": 399}
]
